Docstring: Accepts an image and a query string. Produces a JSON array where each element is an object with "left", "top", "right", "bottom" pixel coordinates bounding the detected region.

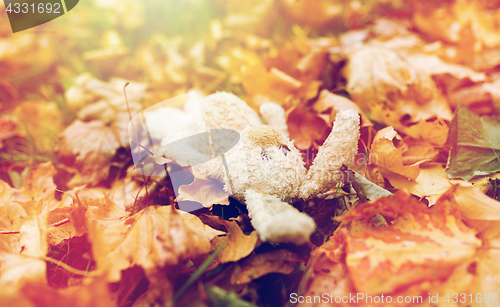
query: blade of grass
[{"left": 171, "top": 229, "right": 230, "bottom": 302}]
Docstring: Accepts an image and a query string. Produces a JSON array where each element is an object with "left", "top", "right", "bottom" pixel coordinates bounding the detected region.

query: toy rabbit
[{"left": 149, "top": 92, "right": 360, "bottom": 244}]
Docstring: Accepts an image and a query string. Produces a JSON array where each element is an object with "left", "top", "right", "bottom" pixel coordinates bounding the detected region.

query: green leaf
[
  {"left": 446, "top": 106, "right": 500, "bottom": 181},
  {"left": 205, "top": 285, "right": 257, "bottom": 307}
]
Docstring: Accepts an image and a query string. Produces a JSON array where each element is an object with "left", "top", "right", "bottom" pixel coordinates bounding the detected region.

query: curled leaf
[
  {"left": 371, "top": 127, "right": 420, "bottom": 180},
  {"left": 230, "top": 249, "right": 302, "bottom": 285}
]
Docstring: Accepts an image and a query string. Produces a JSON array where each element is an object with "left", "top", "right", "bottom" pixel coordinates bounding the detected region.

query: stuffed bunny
[{"left": 149, "top": 92, "right": 360, "bottom": 244}]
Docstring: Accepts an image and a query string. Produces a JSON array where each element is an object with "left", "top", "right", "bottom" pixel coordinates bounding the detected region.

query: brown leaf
[
  {"left": 401, "top": 139, "right": 440, "bottom": 165},
  {"left": 201, "top": 215, "right": 259, "bottom": 264},
  {"left": 58, "top": 120, "right": 121, "bottom": 185},
  {"left": 0, "top": 206, "right": 48, "bottom": 294},
  {"left": 177, "top": 176, "right": 230, "bottom": 209},
  {"left": 287, "top": 106, "right": 331, "bottom": 150},
  {"left": 20, "top": 277, "right": 115, "bottom": 307},
  {"left": 230, "top": 249, "right": 302, "bottom": 285},
  {"left": 85, "top": 194, "right": 128, "bottom": 227},
  {"left": 89, "top": 206, "right": 211, "bottom": 282},
  {"left": 14, "top": 162, "right": 57, "bottom": 203}
]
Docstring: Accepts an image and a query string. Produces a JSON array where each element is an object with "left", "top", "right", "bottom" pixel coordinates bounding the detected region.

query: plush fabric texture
[
  {"left": 244, "top": 190, "right": 315, "bottom": 244},
  {"left": 224, "top": 125, "right": 306, "bottom": 203},
  {"left": 299, "top": 109, "right": 361, "bottom": 199},
  {"left": 259, "top": 102, "right": 289, "bottom": 138}
]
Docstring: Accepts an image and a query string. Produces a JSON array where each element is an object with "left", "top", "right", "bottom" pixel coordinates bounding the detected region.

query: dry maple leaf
[
  {"left": 241, "top": 33, "right": 331, "bottom": 107},
  {"left": 85, "top": 194, "right": 128, "bottom": 228},
  {"left": 287, "top": 106, "right": 331, "bottom": 150},
  {"left": 89, "top": 205, "right": 212, "bottom": 282},
  {"left": 58, "top": 120, "right": 121, "bottom": 185},
  {"left": 342, "top": 42, "right": 459, "bottom": 131},
  {"left": 177, "top": 175, "right": 230, "bottom": 209},
  {"left": 370, "top": 127, "right": 421, "bottom": 180},
  {"left": 313, "top": 90, "right": 372, "bottom": 128},
  {"left": 0, "top": 206, "right": 48, "bottom": 295},
  {"left": 230, "top": 249, "right": 302, "bottom": 285},
  {"left": 452, "top": 185, "right": 500, "bottom": 221},
  {"left": 11, "top": 162, "right": 57, "bottom": 204},
  {"left": 298, "top": 190, "right": 481, "bottom": 305},
  {"left": 344, "top": 44, "right": 435, "bottom": 110},
  {"left": 403, "top": 118, "right": 449, "bottom": 146},
  {"left": 17, "top": 277, "right": 115, "bottom": 307},
  {"left": 384, "top": 165, "right": 459, "bottom": 206},
  {"left": 200, "top": 215, "right": 259, "bottom": 264}
]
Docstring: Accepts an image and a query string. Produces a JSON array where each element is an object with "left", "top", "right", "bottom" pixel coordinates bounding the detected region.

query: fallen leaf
[
  {"left": 177, "top": 176, "right": 230, "bottom": 208},
  {"left": 401, "top": 139, "right": 440, "bottom": 165},
  {"left": 452, "top": 185, "right": 500, "bottom": 220},
  {"left": 85, "top": 194, "right": 128, "bottom": 227},
  {"left": 89, "top": 206, "right": 211, "bottom": 282},
  {"left": 178, "top": 211, "right": 225, "bottom": 240},
  {"left": 201, "top": 215, "right": 259, "bottom": 264},
  {"left": 13, "top": 102, "right": 62, "bottom": 153},
  {"left": 287, "top": 106, "right": 331, "bottom": 150},
  {"left": 370, "top": 127, "right": 421, "bottom": 180},
  {"left": 344, "top": 44, "right": 435, "bottom": 112},
  {"left": 300, "top": 190, "right": 481, "bottom": 300},
  {"left": 403, "top": 118, "right": 449, "bottom": 146},
  {"left": 20, "top": 277, "right": 115, "bottom": 307},
  {"left": 66, "top": 74, "right": 146, "bottom": 121},
  {"left": 446, "top": 106, "right": 500, "bottom": 181},
  {"left": 384, "top": 165, "right": 457, "bottom": 205},
  {"left": 406, "top": 53, "right": 486, "bottom": 83},
  {"left": 313, "top": 90, "right": 372, "bottom": 128},
  {"left": 13, "top": 162, "right": 57, "bottom": 204},
  {"left": 58, "top": 120, "right": 121, "bottom": 185},
  {"left": 0, "top": 206, "right": 48, "bottom": 295},
  {"left": 230, "top": 249, "right": 302, "bottom": 285}
]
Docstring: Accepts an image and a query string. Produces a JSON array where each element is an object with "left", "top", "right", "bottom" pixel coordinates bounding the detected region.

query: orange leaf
[
  {"left": 287, "top": 106, "right": 330, "bottom": 150},
  {"left": 370, "top": 127, "right": 420, "bottom": 180},
  {"left": 89, "top": 206, "right": 211, "bottom": 282},
  {"left": 301, "top": 190, "right": 480, "bottom": 300},
  {"left": 201, "top": 215, "right": 259, "bottom": 264},
  {"left": 313, "top": 89, "right": 372, "bottom": 128}
]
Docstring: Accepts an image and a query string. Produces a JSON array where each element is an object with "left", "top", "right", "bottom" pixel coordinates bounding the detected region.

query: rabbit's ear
[{"left": 300, "top": 109, "right": 360, "bottom": 200}]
